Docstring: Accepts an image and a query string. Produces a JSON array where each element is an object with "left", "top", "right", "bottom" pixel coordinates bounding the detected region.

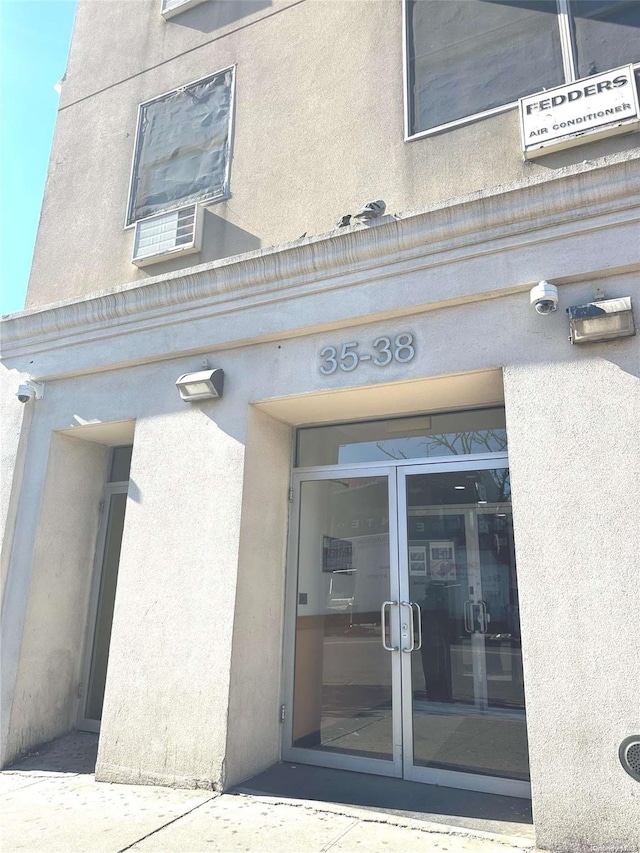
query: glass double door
[{"left": 285, "top": 459, "right": 530, "bottom": 797}]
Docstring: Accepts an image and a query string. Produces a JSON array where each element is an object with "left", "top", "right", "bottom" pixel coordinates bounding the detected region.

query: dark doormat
[{"left": 232, "top": 762, "right": 534, "bottom": 840}]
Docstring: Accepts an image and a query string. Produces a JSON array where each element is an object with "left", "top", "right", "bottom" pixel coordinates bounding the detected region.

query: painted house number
[{"left": 319, "top": 334, "right": 415, "bottom": 375}]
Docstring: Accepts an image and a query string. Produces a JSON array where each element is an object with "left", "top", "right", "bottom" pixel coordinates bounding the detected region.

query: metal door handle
[
  {"left": 381, "top": 600, "right": 398, "bottom": 651},
  {"left": 411, "top": 601, "right": 423, "bottom": 651},
  {"left": 401, "top": 601, "right": 416, "bottom": 653},
  {"left": 464, "top": 599, "right": 473, "bottom": 633},
  {"left": 478, "top": 600, "right": 489, "bottom": 634}
]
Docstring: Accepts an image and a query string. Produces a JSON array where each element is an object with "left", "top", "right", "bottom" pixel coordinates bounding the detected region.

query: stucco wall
[
  {"left": 505, "top": 357, "right": 640, "bottom": 853},
  {"left": 223, "top": 406, "right": 292, "bottom": 787},
  {"left": 0, "top": 368, "right": 33, "bottom": 605},
  {"left": 25, "top": 0, "right": 640, "bottom": 307},
  {"left": 2, "top": 430, "right": 109, "bottom": 763},
  {"left": 96, "top": 398, "right": 247, "bottom": 788}
]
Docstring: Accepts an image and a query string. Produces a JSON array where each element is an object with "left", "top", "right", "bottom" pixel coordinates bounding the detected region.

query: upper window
[
  {"left": 405, "top": 0, "right": 640, "bottom": 138},
  {"left": 296, "top": 408, "right": 507, "bottom": 468},
  {"left": 126, "top": 68, "right": 235, "bottom": 226},
  {"left": 109, "top": 446, "right": 133, "bottom": 482}
]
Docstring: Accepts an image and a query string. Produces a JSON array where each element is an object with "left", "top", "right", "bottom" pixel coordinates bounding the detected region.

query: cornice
[{"left": 1, "top": 155, "right": 639, "bottom": 360}]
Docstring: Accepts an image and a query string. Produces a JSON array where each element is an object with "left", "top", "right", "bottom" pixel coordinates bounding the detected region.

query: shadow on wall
[
  {"left": 170, "top": 0, "right": 272, "bottom": 35},
  {"left": 530, "top": 125, "right": 640, "bottom": 173},
  {"left": 603, "top": 346, "right": 640, "bottom": 380},
  {"left": 139, "top": 210, "right": 262, "bottom": 279}
]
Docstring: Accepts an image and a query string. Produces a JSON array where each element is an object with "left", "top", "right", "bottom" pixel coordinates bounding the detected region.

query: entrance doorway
[
  {"left": 283, "top": 412, "right": 530, "bottom": 798},
  {"left": 77, "top": 446, "right": 131, "bottom": 732}
]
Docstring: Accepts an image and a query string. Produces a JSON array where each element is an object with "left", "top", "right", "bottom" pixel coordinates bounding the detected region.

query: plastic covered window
[{"left": 126, "top": 68, "right": 234, "bottom": 225}]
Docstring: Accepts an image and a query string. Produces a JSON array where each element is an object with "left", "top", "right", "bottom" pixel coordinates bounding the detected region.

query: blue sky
[{"left": 1, "top": 0, "right": 77, "bottom": 315}]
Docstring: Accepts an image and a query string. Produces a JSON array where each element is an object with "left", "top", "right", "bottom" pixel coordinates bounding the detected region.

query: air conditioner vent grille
[
  {"left": 161, "top": 0, "right": 208, "bottom": 20},
  {"left": 132, "top": 205, "right": 203, "bottom": 267}
]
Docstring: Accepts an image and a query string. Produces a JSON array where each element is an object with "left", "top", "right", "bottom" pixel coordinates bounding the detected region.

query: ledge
[{"left": 1, "top": 155, "right": 639, "bottom": 368}]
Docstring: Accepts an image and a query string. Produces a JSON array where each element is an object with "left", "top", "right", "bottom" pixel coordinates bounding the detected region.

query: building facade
[{"left": 1, "top": 2, "right": 639, "bottom": 850}]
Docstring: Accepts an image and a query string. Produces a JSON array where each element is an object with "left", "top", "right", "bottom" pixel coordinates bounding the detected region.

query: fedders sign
[{"left": 520, "top": 65, "right": 640, "bottom": 158}]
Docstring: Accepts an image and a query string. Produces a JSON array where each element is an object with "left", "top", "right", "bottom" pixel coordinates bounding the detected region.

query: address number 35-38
[{"left": 319, "top": 334, "right": 415, "bottom": 375}]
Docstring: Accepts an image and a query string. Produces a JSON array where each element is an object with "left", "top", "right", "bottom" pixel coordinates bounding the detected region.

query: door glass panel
[
  {"left": 405, "top": 469, "right": 529, "bottom": 781},
  {"left": 292, "top": 477, "right": 393, "bottom": 761},
  {"left": 296, "top": 408, "right": 506, "bottom": 467},
  {"left": 85, "top": 492, "right": 127, "bottom": 721}
]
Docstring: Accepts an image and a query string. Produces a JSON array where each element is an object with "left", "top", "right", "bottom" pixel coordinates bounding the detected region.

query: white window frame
[
  {"left": 402, "top": 0, "right": 638, "bottom": 141},
  {"left": 124, "top": 65, "right": 236, "bottom": 229}
]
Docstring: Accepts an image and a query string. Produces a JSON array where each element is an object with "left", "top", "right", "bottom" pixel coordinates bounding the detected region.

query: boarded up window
[{"left": 127, "top": 68, "right": 234, "bottom": 225}]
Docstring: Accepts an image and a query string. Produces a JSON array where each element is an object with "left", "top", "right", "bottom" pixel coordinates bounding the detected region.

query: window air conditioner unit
[
  {"left": 132, "top": 205, "right": 204, "bottom": 268},
  {"left": 161, "top": 0, "right": 208, "bottom": 20}
]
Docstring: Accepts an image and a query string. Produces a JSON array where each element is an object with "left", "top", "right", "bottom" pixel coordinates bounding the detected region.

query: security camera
[
  {"left": 16, "top": 381, "right": 44, "bottom": 404},
  {"left": 530, "top": 280, "right": 559, "bottom": 315}
]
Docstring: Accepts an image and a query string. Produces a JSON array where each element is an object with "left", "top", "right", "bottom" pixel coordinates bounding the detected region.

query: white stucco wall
[
  {"left": 223, "top": 406, "right": 292, "bottom": 787},
  {"left": 4, "top": 433, "right": 109, "bottom": 760},
  {"left": 0, "top": 368, "right": 33, "bottom": 605},
  {"left": 505, "top": 358, "right": 640, "bottom": 853},
  {"left": 96, "top": 409, "right": 246, "bottom": 788}
]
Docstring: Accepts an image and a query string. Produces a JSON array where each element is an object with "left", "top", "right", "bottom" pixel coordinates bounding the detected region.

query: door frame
[
  {"left": 281, "top": 451, "right": 530, "bottom": 797},
  {"left": 77, "top": 480, "right": 129, "bottom": 733}
]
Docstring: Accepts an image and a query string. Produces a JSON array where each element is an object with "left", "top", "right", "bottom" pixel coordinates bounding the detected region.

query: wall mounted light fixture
[
  {"left": 176, "top": 368, "right": 224, "bottom": 402},
  {"left": 567, "top": 297, "right": 635, "bottom": 344}
]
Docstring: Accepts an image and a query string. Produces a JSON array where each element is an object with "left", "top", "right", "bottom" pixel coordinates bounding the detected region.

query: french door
[{"left": 283, "top": 455, "right": 530, "bottom": 797}]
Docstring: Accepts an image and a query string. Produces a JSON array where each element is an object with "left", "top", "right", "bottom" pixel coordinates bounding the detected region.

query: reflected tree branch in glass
[
  {"left": 420, "top": 429, "right": 508, "bottom": 457},
  {"left": 375, "top": 442, "right": 408, "bottom": 460}
]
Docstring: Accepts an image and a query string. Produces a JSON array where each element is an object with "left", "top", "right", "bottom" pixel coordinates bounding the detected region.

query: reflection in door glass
[
  {"left": 292, "top": 477, "right": 393, "bottom": 761},
  {"left": 406, "top": 469, "right": 530, "bottom": 781}
]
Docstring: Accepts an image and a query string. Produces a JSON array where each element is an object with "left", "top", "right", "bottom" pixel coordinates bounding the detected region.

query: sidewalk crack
[
  {"left": 116, "top": 795, "right": 217, "bottom": 852},
  {"left": 320, "top": 817, "right": 360, "bottom": 852}
]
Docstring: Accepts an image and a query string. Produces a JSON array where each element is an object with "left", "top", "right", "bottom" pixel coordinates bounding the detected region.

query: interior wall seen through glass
[
  {"left": 292, "top": 477, "right": 394, "bottom": 761},
  {"left": 296, "top": 408, "right": 507, "bottom": 467}
]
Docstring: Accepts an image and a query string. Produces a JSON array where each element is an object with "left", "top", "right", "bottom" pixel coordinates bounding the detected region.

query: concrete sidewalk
[{"left": 1, "top": 735, "right": 536, "bottom": 853}]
